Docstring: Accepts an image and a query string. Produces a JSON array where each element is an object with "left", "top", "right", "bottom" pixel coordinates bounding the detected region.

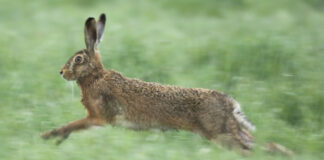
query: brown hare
[{"left": 41, "top": 13, "right": 255, "bottom": 150}]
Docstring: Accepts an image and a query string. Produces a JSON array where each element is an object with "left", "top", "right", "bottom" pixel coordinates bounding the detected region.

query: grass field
[{"left": 0, "top": 0, "right": 323, "bottom": 159}]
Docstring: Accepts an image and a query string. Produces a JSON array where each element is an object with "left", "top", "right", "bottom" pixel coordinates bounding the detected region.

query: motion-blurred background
[{"left": 0, "top": 0, "right": 323, "bottom": 159}]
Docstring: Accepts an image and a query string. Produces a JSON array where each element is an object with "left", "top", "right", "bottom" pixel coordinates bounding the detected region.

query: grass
[{"left": 0, "top": 0, "right": 323, "bottom": 159}]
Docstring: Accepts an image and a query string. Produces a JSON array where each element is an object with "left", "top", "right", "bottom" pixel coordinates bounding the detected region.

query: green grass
[{"left": 0, "top": 0, "right": 323, "bottom": 159}]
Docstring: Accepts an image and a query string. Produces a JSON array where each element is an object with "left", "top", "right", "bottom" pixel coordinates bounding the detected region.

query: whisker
[{"left": 70, "top": 81, "right": 74, "bottom": 100}]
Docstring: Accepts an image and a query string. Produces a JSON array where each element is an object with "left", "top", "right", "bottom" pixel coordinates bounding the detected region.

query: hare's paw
[
  {"left": 55, "top": 133, "right": 70, "bottom": 145},
  {"left": 41, "top": 128, "right": 69, "bottom": 139},
  {"left": 40, "top": 129, "right": 59, "bottom": 139},
  {"left": 41, "top": 128, "right": 71, "bottom": 145}
]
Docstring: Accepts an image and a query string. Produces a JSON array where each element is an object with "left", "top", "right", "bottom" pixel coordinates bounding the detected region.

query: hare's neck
[{"left": 76, "top": 69, "right": 105, "bottom": 88}]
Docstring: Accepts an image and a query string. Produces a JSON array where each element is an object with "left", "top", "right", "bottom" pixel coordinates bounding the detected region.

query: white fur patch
[
  {"left": 113, "top": 114, "right": 137, "bottom": 129},
  {"left": 233, "top": 101, "right": 256, "bottom": 131}
]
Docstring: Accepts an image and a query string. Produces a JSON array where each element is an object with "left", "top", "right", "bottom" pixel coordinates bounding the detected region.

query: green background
[{"left": 0, "top": 0, "right": 323, "bottom": 159}]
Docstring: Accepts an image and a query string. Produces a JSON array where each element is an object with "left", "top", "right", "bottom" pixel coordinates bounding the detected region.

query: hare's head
[{"left": 60, "top": 14, "right": 106, "bottom": 81}]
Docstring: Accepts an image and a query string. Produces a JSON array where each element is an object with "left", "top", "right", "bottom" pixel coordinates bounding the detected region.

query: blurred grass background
[{"left": 0, "top": 0, "right": 323, "bottom": 159}]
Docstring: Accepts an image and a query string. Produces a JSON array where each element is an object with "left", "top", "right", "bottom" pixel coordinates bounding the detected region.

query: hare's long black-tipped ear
[
  {"left": 97, "top": 13, "right": 106, "bottom": 44},
  {"left": 84, "top": 17, "right": 97, "bottom": 54}
]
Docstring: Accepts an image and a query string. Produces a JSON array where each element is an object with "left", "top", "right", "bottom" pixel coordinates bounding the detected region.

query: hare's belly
[
  {"left": 112, "top": 114, "right": 138, "bottom": 129},
  {"left": 112, "top": 113, "right": 167, "bottom": 131}
]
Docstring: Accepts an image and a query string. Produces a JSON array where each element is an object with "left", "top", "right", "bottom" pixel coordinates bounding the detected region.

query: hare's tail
[{"left": 233, "top": 101, "right": 256, "bottom": 132}]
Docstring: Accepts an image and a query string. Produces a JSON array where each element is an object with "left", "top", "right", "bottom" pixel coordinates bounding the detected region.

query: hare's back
[
  {"left": 123, "top": 76, "right": 233, "bottom": 110},
  {"left": 106, "top": 70, "right": 234, "bottom": 112}
]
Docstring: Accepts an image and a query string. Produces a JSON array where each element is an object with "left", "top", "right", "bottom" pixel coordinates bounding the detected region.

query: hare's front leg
[{"left": 41, "top": 118, "right": 105, "bottom": 144}]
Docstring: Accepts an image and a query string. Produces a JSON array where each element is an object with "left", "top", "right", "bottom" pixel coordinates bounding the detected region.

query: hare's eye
[{"left": 75, "top": 56, "right": 82, "bottom": 63}]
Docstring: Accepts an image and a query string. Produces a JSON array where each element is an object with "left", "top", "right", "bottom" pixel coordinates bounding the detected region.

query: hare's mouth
[
  {"left": 62, "top": 74, "right": 76, "bottom": 81},
  {"left": 60, "top": 69, "right": 77, "bottom": 81}
]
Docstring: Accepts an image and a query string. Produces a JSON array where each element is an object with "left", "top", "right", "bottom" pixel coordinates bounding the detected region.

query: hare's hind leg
[
  {"left": 231, "top": 102, "right": 255, "bottom": 149},
  {"left": 197, "top": 108, "right": 254, "bottom": 150},
  {"left": 227, "top": 116, "right": 254, "bottom": 150},
  {"left": 199, "top": 117, "right": 253, "bottom": 153},
  {"left": 195, "top": 106, "right": 228, "bottom": 145}
]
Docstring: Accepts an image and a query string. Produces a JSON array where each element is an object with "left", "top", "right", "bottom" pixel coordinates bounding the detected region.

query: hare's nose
[{"left": 60, "top": 71, "right": 63, "bottom": 75}]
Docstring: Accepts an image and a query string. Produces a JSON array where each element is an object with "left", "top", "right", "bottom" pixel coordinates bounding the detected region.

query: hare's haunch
[{"left": 41, "top": 13, "right": 255, "bottom": 150}]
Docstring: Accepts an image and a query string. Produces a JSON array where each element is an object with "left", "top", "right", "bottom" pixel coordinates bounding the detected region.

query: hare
[{"left": 40, "top": 13, "right": 255, "bottom": 150}]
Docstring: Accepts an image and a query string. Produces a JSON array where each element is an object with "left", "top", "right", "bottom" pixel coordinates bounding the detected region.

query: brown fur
[{"left": 41, "top": 13, "right": 255, "bottom": 150}]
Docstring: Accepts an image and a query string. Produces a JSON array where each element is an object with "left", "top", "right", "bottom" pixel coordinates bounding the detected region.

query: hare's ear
[
  {"left": 84, "top": 17, "right": 97, "bottom": 54},
  {"left": 97, "top": 13, "right": 106, "bottom": 44}
]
